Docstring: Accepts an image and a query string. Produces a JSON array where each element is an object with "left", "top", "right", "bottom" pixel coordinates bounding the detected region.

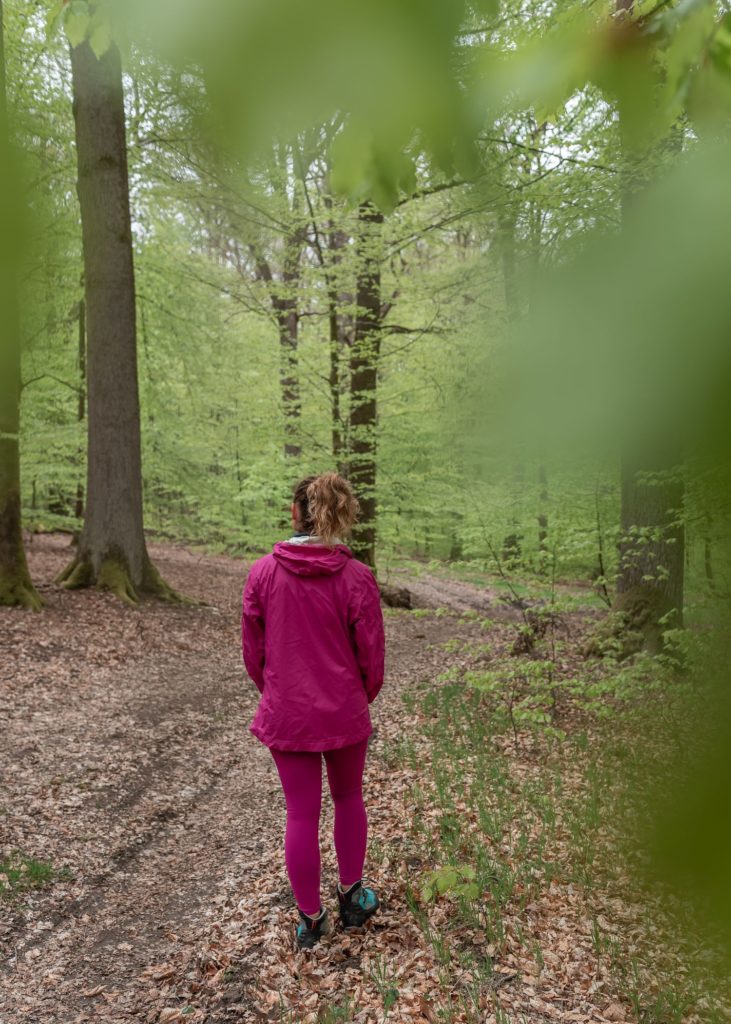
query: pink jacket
[{"left": 241, "top": 541, "right": 385, "bottom": 751}]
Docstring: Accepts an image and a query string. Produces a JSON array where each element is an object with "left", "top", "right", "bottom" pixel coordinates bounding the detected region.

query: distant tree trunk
[
  {"left": 498, "top": 204, "right": 519, "bottom": 324},
  {"left": 277, "top": 228, "right": 303, "bottom": 458},
  {"left": 0, "top": 0, "right": 41, "bottom": 609},
  {"left": 612, "top": 0, "right": 685, "bottom": 644},
  {"left": 57, "top": 39, "right": 181, "bottom": 605},
  {"left": 704, "top": 533, "right": 714, "bottom": 592},
  {"left": 349, "top": 201, "right": 383, "bottom": 568},
  {"left": 614, "top": 449, "right": 684, "bottom": 643},
  {"left": 328, "top": 299, "right": 343, "bottom": 463},
  {"left": 75, "top": 293, "right": 86, "bottom": 520},
  {"left": 537, "top": 463, "right": 549, "bottom": 556},
  {"left": 252, "top": 228, "right": 304, "bottom": 460},
  {"left": 498, "top": 201, "right": 526, "bottom": 566},
  {"left": 326, "top": 218, "right": 351, "bottom": 468}
]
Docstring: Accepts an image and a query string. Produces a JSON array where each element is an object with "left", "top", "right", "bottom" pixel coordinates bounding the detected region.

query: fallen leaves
[{"left": 2, "top": 535, "right": 722, "bottom": 1024}]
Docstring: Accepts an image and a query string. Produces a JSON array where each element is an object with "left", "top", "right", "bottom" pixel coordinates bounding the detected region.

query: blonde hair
[{"left": 293, "top": 473, "right": 360, "bottom": 546}]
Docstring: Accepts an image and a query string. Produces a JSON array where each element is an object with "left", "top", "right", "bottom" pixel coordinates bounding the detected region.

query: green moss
[
  {"left": 56, "top": 544, "right": 196, "bottom": 606},
  {"left": 56, "top": 557, "right": 93, "bottom": 590},
  {"left": 0, "top": 573, "right": 43, "bottom": 609},
  {"left": 96, "top": 554, "right": 140, "bottom": 606},
  {"left": 0, "top": 487, "right": 42, "bottom": 609},
  {"left": 140, "top": 554, "right": 196, "bottom": 605}
]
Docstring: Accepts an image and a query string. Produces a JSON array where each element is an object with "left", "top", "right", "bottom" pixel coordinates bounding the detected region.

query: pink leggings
[{"left": 270, "top": 738, "right": 369, "bottom": 917}]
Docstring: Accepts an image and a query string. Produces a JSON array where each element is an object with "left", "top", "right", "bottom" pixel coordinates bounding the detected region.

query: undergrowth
[{"left": 378, "top": 605, "right": 730, "bottom": 1024}]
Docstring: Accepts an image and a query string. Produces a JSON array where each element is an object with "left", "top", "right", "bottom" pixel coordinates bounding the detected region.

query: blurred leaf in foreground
[{"left": 125, "top": 0, "right": 482, "bottom": 211}]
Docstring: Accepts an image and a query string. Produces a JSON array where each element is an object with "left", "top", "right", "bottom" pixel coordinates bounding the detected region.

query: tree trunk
[
  {"left": 326, "top": 218, "right": 351, "bottom": 468},
  {"left": 0, "top": 0, "right": 41, "bottom": 609},
  {"left": 348, "top": 201, "right": 383, "bottom": 568},
  {"left": 277, "top": 227, "right": 303, "bottom": 459},
  {"left": 498, "top": 203, "right": 519, "bottom": 324},
  {"left": 58, "top": 39, "right": 181, "bottom": 605},
  {"left": 253, "top": 230, "right": 303, "bottom": 460},
  {"left": 614, "top": 449, "right": 684, "bottom": 645},
  {"left": 75, "top": 293, "right": 86, "bottom": 520},
  {"left": 498, "top": 201, "right": 525, "bottom": 565},
  {"left": 611, "top": 0, "right": 685, "bottom": 644},
  {"left": 537, "top": 463, "right": 549, "bottom": 557}
]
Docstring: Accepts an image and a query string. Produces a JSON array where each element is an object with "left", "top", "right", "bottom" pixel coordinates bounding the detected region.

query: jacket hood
[{"left": 272, "top": 541, "right": 353, "bottom": 577}]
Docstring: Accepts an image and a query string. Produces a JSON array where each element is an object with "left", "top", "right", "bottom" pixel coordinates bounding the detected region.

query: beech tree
[
  {"left": 348, "top": 201, "right": 384, "bottom": 568},
  {"left": 0, "top": 0, "right": 41, "bottom": 609},
  {"left": 56, "top": 29, "right": 179, "bottom": 605}
]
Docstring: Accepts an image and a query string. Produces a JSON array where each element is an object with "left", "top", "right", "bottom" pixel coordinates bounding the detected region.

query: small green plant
[
  {"left": 421, "top": 863, "right": 480, "bottom": 903},
  {"left": 367, "top": 955, "right": 399, "bottom": 1020},
  {"left": 316, "top": 997, "right": 357, "bottom": 1023},
  {"left": 0, "top": 850, "right": 68, "bottom": 900},
  {"left": 465, "top": 660, "right": 565, "bottom": 743}
]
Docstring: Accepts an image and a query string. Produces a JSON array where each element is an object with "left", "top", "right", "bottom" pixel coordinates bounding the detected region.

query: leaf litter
[{"left": 0, "top": 533, "right": 715, "bottom": 1023}]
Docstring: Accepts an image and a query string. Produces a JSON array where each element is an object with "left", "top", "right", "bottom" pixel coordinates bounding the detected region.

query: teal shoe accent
[
  {"left": 295, "top": 907, "right": 330, "bottom": 950},
  {"left": 337, "top": 879, "right": 380, "bottom": 928},
  {"left": 358, "top": 886, "right": 378, "bottom": 911}
]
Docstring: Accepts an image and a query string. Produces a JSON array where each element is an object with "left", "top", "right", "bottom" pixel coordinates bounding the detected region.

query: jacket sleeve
[
  {"left": 242, "top": 569, "right": 266, "bottom": 694},
  {"left": 351, "top": 570, "right": 385, "bottom": 704}
]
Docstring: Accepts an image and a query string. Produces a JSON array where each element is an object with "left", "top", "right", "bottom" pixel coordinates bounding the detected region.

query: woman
[{"left": 242, "top": 472, "right": 385, "bottom": 949}]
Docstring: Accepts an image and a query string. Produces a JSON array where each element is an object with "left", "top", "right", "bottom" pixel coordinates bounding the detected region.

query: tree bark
[
  {"left": 58, "top": 39, "right": 181, "bottom": 605},
  {"left": 277, "top": 229, "right": 303, "bottom": 459},
  {"left": 348, "top": 201, "right": 383, "bottom": 568},
  {"left": 498, "top": 203, "right": 519, "bottom": 324},
  {"left": 537, "top": 463, "right": 549, "bottom": 557},
  {"left": 75, "top": 293, "right": 86, "bottom": 520},
  {"left": 0, "top": 0, "right": 41, "bottom": 609},
  {"left": 499, "top": 200, "right": 524, "bottom": 566},
  {"left": 326, "top": 218, "right": 351, "bottom": 468},
  {"left": 614, "top": 449, "right": 684, "bottom": 643},
  {"left": 252, "top": 230, "right": 304, "bottom": 460}
]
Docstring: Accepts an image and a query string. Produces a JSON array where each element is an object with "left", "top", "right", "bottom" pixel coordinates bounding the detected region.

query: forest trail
[{"left": 1, "top": 534, "right": 503, "bottom": 1023}]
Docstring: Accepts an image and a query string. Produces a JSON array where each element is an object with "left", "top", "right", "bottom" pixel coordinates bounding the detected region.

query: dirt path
[{"left": 1, "top": 534, "right": 484, "bottom": 1022}]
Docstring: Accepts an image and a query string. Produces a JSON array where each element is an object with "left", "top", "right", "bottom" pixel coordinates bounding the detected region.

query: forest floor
[{"left": 0, "top": 534, "right": 707, "bottom": 1024}]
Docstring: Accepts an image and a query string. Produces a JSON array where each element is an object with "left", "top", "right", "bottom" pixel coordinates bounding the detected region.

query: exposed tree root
[
  {"left": 0, "top": 573, "right": 43, "bottom": 610},
  {"left": 55, "top": 558, "right": 93, "bottom": 590},
  {"left": 584, "top": 583, "right": 679, "bottom": 659},
  {"left": 140, "top": 555, "right": 198, "bottom": 606},
  {"left": 56, "top": 549, "right": 199, "bottom": 607}
]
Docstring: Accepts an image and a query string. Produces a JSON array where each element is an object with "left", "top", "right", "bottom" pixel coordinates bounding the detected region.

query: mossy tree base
[
  {"left": 585, "top": 583, "right": 679, "bottom": 660},
  {"left": 0, "top": 488, "right": 42, "bottom": 610},
  {"left": 56, "top": 548, "right": 196, "bottom": 608},
  {"left": 0, "top": 572, "right": 43, "bottom": 610}
]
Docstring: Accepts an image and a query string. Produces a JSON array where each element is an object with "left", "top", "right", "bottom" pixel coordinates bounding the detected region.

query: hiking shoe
[
  {"left": 295, "top": 907, "right": 330, "bottom": 950},
  {"left": 337, "top": 879, "right": 380, "bottom": 929}
]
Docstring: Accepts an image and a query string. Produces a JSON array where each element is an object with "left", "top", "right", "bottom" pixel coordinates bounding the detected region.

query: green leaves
[
  {"left": 88, "top": 18, "right": 112, "bottom": 59},
  {"left": 421, "top": 863, "right": 480, "bottom": 903},
  {"left": 481, "top": 6, "right": 602, "bottom": 125},
  {"left": 329, "top": 128, "right": 418, "bottom": 213},
  {"left": 45, "top": 0, "right": 114, "bottom": 58},
  {"left": 45, "top": 0, "right": 67, "bottom": 41},
  {"left": 126, "top": 0, "right": 476, "bottom": 211}
]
